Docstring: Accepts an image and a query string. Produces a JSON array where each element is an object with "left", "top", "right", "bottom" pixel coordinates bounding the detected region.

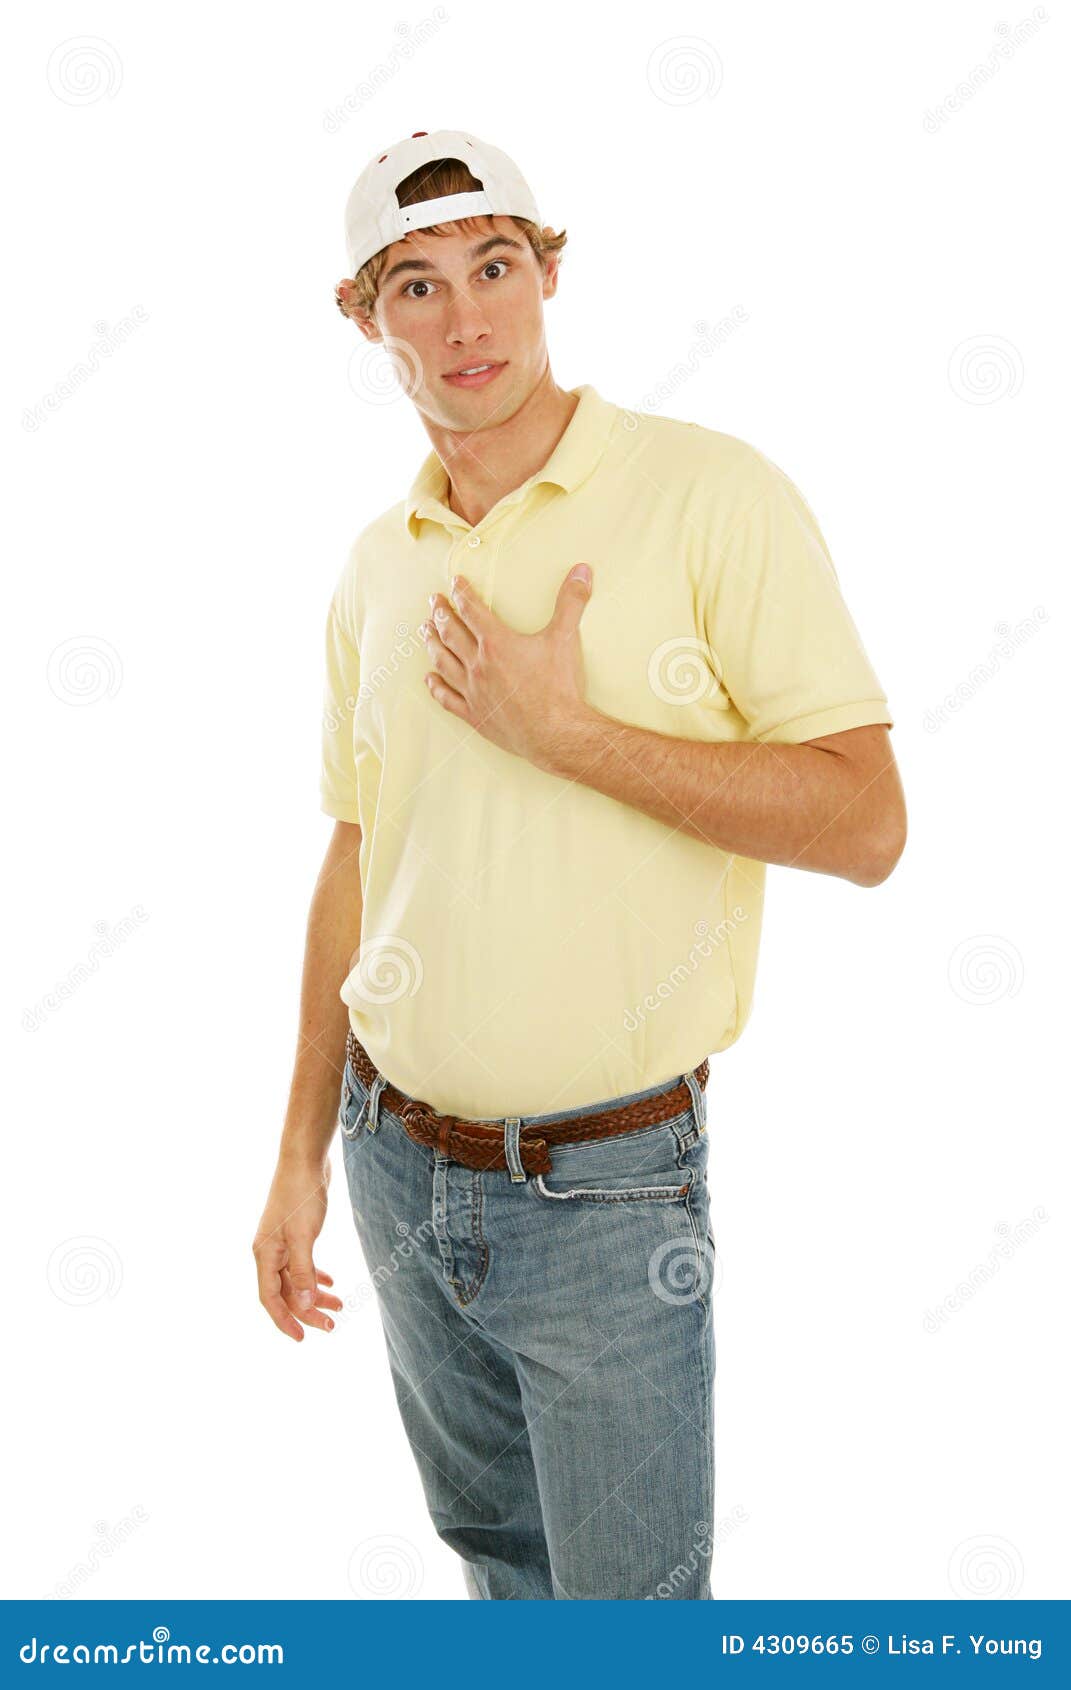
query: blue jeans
[{"left": 337, "top": 1053, "right": 716, "bottom": 1600}]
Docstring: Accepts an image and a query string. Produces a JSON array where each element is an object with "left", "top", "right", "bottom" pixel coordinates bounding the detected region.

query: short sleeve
[
  {"left": 319, "top": 598, "right": 361, "bottom": 822},
  {"left": 701, "top": 452, "right": 893, "bottom": 744}
]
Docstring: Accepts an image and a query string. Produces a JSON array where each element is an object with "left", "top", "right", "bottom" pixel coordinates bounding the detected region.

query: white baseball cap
[{"left": 343, "top": 128, "right": 541, "bottom": 277}]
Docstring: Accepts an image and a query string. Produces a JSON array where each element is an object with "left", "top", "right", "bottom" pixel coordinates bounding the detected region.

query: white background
[{"left": 4, "top": 0, "right": 1066, "bottom": 1602}]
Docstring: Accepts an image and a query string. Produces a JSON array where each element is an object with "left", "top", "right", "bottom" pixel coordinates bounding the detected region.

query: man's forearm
[
  {"left": 540, "top": 710, "right": 904, "bottom": 887},
  {"left": 279, "top": 821, "right": 364, "bottom": 1167}
]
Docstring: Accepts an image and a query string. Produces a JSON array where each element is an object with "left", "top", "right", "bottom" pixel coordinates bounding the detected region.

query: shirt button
[{"left": 467, "top": 534, "right": 481, "bottom": 548}]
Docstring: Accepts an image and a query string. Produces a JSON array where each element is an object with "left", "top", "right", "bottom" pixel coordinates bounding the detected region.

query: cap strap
[{"left": 394, "top": 190, "right": 494, "bottom": 231}]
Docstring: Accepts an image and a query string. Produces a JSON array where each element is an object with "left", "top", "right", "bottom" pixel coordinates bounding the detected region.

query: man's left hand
[{"left": 418, "top": 565, "right": 594, "bottom": 769}]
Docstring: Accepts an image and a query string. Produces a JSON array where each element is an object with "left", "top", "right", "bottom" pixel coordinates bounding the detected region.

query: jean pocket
[
  {"left": 337, "top": 1061, "right": 369, "bottom": 1142},
  {"left": 529, "top": 1115, "right": 696, "bottom": 1205}
]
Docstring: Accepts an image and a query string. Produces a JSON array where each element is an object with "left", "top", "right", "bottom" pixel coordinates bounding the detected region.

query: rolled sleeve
[{"left": 702, "top": 451, "right": 893, "bottom": 743}]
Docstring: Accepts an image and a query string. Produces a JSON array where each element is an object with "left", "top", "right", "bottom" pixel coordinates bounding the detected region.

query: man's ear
[
  {"left": 336, "top": 280, "right": 383, "bottom": 343},
  {"left": 354, "top": 310, "right": 382, "bottom": 344},
  {"left": 541, "top": 249, "right": 562, "bottom": 301}
]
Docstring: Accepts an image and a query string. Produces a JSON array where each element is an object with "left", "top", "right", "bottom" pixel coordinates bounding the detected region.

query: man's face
[{"left": 354, "top": 215, "right": 560, "bottom": 432}]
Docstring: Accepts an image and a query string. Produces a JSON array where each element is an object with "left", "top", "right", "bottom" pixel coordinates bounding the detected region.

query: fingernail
[{"left": 325, "top": 1318, "right": 334, "bottom": 1331}]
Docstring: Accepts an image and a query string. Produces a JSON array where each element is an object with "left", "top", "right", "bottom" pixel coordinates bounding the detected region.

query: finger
[
  {"left": 286, "top": 1248, "right": 321, "bottom": 1314},
  {"left": 428, "top": 595, "right": 478, "bottom": 660},
  {"left": 447, "top": 576, "right": 491, "bottom": 636},
  {"left": 253, "top": 1244, "right": 306, "bottom": 1341},
  {"left": 421, "top": 626, "right": 468, "bottom": 692},
  {"left": 281, "top": 1267, "right": 337, "bottom": 1332},
  {"left": 550, "top": 564, "right": 593, "bottom": 635},
  {"left": 316, "top": 1269, "right": 335, "bottom": 1287},
  {"left": 424, "top": 672, "right": 469, "bottom": 717}
]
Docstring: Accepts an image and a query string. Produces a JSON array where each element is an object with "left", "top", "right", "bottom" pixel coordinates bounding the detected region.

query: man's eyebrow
[{"left": 380, "top": 234, "right": 524, "bottom": 288}]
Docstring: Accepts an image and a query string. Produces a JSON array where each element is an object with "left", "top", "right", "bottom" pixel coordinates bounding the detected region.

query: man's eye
[
  {"left": 482, "top": 261, "right": 509, "bottom": 281},
  {"left": 402, "top": 279, "right": 437, "bottom": 299}
]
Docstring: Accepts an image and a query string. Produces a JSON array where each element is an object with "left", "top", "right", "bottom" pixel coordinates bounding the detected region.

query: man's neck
[{"left": 422, "top": 367, "right": 579, "bottom": 529}]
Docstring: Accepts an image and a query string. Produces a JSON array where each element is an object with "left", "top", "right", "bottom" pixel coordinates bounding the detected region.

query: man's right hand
[{"left": 252, "top": 1156, "right": 343, "bottom": 1341}]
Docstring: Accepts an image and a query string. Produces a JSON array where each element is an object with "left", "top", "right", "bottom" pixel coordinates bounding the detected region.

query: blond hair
[{"left": 336, "top": 155, "right": 566, "bottom": 321}]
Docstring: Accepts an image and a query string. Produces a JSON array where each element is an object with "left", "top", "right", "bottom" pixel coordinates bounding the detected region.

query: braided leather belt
[{"left": 344, "top": 1029, "right": 708, "bottom": 1177}]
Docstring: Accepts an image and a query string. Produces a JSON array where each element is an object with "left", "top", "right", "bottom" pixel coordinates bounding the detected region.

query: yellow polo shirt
[{"left": 320, "top": 384, "right": 893, "bottom": 1118}]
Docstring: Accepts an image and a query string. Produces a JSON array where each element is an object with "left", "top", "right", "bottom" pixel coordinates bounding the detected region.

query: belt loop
[
  {"left": 367, "top": 1072, "right": 387, "bottom": 1134},
  {"left": 503, "top": 1117, "right": 527, "bottom": 1183},
  {"left": 684, "top": 1068, "right": 707, "bottom": 1135}
]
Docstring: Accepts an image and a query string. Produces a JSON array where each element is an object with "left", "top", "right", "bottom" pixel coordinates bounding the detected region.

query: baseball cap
[{"left": 343, "top": 128, "right": 541, "bottom": 277}]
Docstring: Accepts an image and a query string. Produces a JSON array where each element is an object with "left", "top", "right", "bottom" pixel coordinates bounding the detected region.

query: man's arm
[
  {"left": 541, "top": 715, "right": 907, "bottom": 888},
  {"left": 420, "top": 572, "right": 906, "bottom": 889},
  {"left": 252, "top": 819, "right": 363, "bottom": 1341}
]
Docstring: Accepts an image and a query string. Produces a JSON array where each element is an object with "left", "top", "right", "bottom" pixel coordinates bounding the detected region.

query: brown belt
[{"left": 344, "top": 1029, "right": 708, "bottom": 1177}]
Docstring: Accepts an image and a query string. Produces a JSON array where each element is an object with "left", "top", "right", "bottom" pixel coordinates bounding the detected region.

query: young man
[{"left": 253, "top": 129, "right": 907, "bottom": 1601}]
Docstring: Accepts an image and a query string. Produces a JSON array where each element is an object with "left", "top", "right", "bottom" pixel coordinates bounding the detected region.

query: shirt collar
[{"left": 404, "top": 383, "right": 618, "bottom": 537}]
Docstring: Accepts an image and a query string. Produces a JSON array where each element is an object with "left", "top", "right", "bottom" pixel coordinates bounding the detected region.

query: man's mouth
[{"left": 442, "top": 361, "right": 506, "bottom": 389}]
